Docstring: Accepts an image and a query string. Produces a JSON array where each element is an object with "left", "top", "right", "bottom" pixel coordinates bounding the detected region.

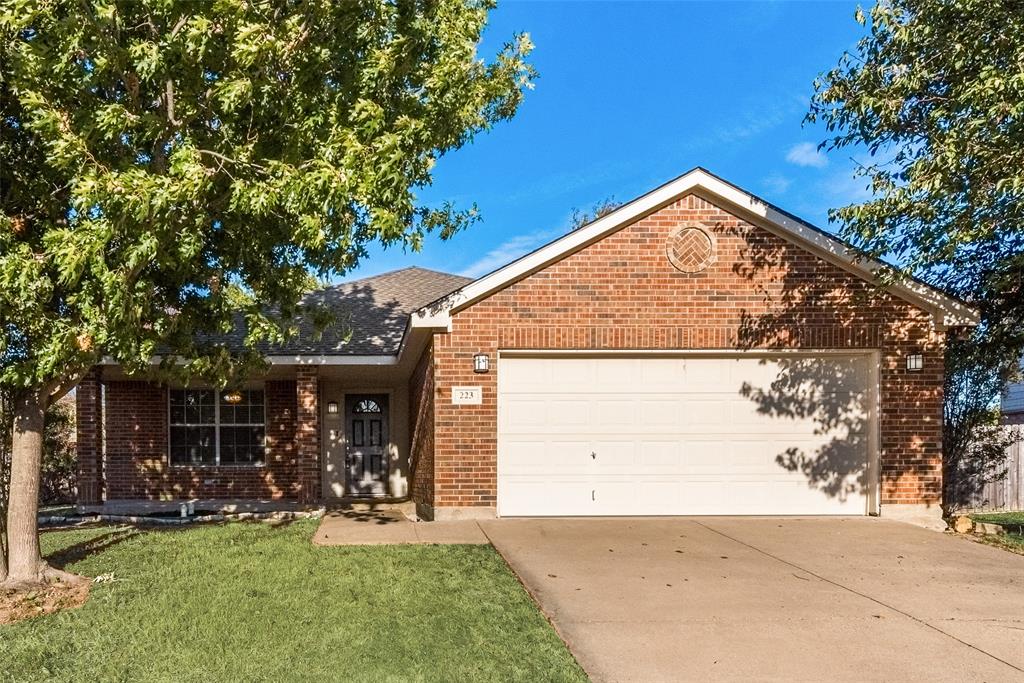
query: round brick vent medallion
[{"left": 667, "top": 225, "right": 715, "bottom": 273}]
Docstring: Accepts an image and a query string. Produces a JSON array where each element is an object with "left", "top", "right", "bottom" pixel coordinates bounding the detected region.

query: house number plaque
[{"left": 451, "top": 386, "right": 483, "bottom": 405}]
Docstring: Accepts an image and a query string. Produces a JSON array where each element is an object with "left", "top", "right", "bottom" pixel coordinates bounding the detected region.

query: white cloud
[
  {"left": 459, "top": 230, "right": 558, "bottom": 278},
  {"left": 820, "top": 171, "right": 873, "bottom": 206},
  {"left": 785, "top": 142, "right": 829, "bottom": 168},
  {"left": 762, "top": 173, "right": 791, "bottom": 196}
]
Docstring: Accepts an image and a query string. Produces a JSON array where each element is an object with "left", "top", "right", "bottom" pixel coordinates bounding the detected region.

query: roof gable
[{"left": 414, "top": 168, "right": 978, "bottom": 330}]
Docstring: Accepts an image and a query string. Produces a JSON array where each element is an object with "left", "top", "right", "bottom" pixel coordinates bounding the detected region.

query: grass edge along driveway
[
  {"left": 971, "top": 511, "right": 1024, "bottom": 555},
  {"left": 0, "top": 520, "right": 586, "bottom": 683}
]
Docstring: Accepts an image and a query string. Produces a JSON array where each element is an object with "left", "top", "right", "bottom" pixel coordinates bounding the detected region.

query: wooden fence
[{"left": 970, "top": 426, "right": 1024, "bottom": 511}]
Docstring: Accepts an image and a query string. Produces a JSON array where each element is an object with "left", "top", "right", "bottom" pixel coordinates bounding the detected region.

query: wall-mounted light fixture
[
  {"left": 327, "top": 401, "right": 339, "bottom": 414},
  {"left": 222, "top": 390, "right": 243, "bottom": 404},
  {"left": 906, "top": 353, "right": 924, "bottom": 372},
  {"left": 473, "top": 353, "right": 490, "bottom": 374}
]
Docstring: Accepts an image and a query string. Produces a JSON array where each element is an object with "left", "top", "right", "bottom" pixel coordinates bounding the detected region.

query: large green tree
[
  {"left": 809, "top": 0, "right": 1023, "bottom": 327},
  {"left": 809, "top": 0, "right": 1024, "bottom": 506},
  {"left": 0, "top": 0, "right": 533, "bottom": 587}
]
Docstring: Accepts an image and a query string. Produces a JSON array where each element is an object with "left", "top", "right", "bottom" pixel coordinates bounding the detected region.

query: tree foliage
[
  {"left": 569, "top": 197, "right": 619, "bottom": 231},
  {"left": 809, "top": 0, "right": 1024, "bottom": 506},
  {"left": 0, "top": 0, "right": 533, "bottom": 584},
  {"left": 809, "top": 0, "right": 1023, "bottom": 336},
  {"left": 1, "top": 0, "right": 534, "bottom": 392}
]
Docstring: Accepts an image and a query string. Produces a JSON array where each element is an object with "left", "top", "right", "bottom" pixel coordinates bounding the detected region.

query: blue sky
[{"left": 345, "top": 1, "right": 871, "bottom": 281}]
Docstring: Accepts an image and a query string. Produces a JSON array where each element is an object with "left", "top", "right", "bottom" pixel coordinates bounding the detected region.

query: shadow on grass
[{"left": 45, "top": 527, "right": 142, "bottom": 569}]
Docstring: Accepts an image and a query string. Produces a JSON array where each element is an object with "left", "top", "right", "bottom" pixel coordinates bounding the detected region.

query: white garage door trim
[{"left": 496, "top": 350, "right": 881, "bottom": 517}]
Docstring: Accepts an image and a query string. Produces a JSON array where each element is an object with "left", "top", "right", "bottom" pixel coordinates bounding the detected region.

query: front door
[{"left": 345, "top": 394, "right": 389, "bottom": 496}]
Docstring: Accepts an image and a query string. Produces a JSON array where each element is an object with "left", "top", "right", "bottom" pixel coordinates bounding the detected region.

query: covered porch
[
  {"left": 75, "top": 343, "right": 435, "bottom": 510},
  {"left": 73, "top": 266, "right": 466, "bottom": 513}
]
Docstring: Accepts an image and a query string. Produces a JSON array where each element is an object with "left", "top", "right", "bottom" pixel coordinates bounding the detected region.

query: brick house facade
[
  {"left": 100, "top": 379, "right": 300, "bottom": 500},
  {"left": 431, "top": 192, "right": 946, "bottom": 512},
  {"left": 77, "top": 170, "right": 975, "bottom": 525}
]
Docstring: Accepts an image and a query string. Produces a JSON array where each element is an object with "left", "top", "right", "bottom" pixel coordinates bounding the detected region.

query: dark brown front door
[{"left": 345, "top": 394, "right": 389, "bottom": 496}]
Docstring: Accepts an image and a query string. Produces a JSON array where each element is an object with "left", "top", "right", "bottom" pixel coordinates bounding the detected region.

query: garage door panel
[
  {"left": 594, "top": 400, "right": 634, "bottom": 425},
  {"left": 591, "top": 481, "right": 636, "bottom": 513},
  {"left": 499, "top": 479, "right": 595, "bottom": 516},
  {"left": 638, "top": 441, "right": 682, "bottom": 466},
  {"left": 549, "top": 359, "right": 595, "bottom": 388},
  {"left": 505, "top": 400, "right": 549, "bottom": 428},
  {"left": 595, "top": 359, "right": 637, "bottom": 387},
  {"left": 639, "top": 359, "right": 689, "bottom": 386},
  {"left": 550, "top": 400, "right": 591, "bottom": 426},
  {"left": 499, "top": 439, "right": 593, "bottom": 474},
  {"left": 639, "top": 400, "right": 682, "bottom": 427},
  {"left": 687, "top": 399, "right": 730, "bottom": 426},
  {"left": 589, "top": 440, "right": 636, "bottom": 468},
  {"left": 497, "top": 355, "right": 874, "bottom": 517}
]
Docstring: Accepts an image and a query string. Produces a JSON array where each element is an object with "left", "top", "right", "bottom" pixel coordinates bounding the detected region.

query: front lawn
[
  {"left": 970, "top": 511, "right": 1024, "bottom": 556},
  {"left": 0, "top": 521, "right": 586, "bottom": 682},
  {"left": 970, "top": 511, "right": 1024, "bottom": 526}
]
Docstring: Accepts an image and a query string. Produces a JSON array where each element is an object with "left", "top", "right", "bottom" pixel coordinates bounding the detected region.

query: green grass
[
  {"left": 1, "top": 521, "right": 586, "bottom": 683},
  {"left": 970, "top": 511, "right": 1024, "bottom": 526},
  {"left": 970, "top": 512, "right": 1024, "bottom": 555}
]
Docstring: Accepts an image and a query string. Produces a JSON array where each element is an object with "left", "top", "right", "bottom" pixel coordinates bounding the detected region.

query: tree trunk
[
  {"left": 4, "top": 390, "right": 46, "bottom": 585},
  {"left": 2, "top": 390, "right": 82, "bottom": 587},
  {"left": 0, "top": 523, "right": 6, "bottom": 584}
]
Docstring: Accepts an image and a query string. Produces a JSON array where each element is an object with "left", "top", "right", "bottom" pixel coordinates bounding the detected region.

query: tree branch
[
  {"left": 196, "top": 149, "right": 267, "bottom": 172},
  {"left": 165, "top": 79, "right": 181, "bottom": 127},
  {"left": 169, "top": 15, "right": 190, "bottom": 38}
]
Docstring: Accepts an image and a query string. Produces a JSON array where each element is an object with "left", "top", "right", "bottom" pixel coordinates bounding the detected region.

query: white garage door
[{"left": 497, "top": 354, "right": 875, "bottom": 516}]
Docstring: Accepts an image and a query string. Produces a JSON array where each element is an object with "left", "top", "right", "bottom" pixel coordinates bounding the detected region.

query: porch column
[
  {"left": 296, "top": 366, "right": 320, "bottom": 503},
  {"left": 75, "top": 367, "right": 103, "bottom": 506}
]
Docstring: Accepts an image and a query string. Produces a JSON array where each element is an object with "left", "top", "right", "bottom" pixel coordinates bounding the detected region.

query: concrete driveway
[{"left": 479, "top": 518, "right": 1024, "bottom": 682}]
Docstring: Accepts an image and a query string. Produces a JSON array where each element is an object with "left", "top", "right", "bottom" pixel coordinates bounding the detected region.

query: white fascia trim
[
  {"left": 264, "top": 354, "right": 399, "bottom": 366},
  {"left": 410, "top": 309, "right": 452, "bottom": 331},
  {"left": 100, "top": 354, "right": 400, "bottom": 367},
  {"left": 497, "top": 348, "right": 878, "bottom": 358},
  {"left": 412, "top": 168, "right": 979, "bottom": 328}
]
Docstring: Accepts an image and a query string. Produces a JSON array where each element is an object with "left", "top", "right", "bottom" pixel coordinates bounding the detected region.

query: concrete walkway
[
  {"left": 313, "top": 509, "right": 488, "bottom": 545},
  {"left": 481, "top": 517, "right": 1024, "bottom": 683}
]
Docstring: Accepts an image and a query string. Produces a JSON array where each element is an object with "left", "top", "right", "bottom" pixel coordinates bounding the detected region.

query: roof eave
[{"left": 99, "top": 353, "right": 402, "bottom": 367}]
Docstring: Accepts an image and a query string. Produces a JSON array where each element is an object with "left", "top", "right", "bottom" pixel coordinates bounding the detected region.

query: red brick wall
[
  {"left": 433, "top": 192, "right": 946, "bottom": 509},
  {"left": 295, "top": 367, "right": 320, "bottom": 503},
  {"left": 408, "top": 343, "right": 436, "bottom": 507},
  {"left": 75, "top": 368, "right": 103, "bottom": 504},
  {"left": 103, "top": 380, "right": 301, "bottom": 499}
]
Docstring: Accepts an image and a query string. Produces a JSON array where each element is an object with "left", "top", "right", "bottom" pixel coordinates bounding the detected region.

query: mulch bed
[{"left": 0, "top": 580, "right": 91, "bottom": 625}]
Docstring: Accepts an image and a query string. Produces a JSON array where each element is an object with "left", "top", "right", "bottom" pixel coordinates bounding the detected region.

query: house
[
  {"left": 75, "top": 168, "right": 978, "bottom": 526},
  {"left": 1003, "top": 360, "right": 1024, "bottom": 425}
]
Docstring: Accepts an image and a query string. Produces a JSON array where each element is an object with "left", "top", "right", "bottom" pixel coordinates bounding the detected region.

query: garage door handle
[
  {"left": 592, "top": 489, "right": 595, "bottom": 501},
  {"left": 590, "top": 451, "right": 596, "bottom": 459}
]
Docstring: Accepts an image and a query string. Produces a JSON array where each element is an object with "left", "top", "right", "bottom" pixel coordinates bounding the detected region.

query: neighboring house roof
[
  {"left": 1003, "top": 359, "right": 1024, "bottom": 415},
  {"left": 413, "top": 167, "right": 980, "bottom": 331},
  {"left": 199, "top": 266, "right": 471, "bottom": 358}
]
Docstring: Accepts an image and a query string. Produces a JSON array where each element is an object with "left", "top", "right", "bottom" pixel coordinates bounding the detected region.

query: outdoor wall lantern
[
  {"left": 473, "top": 353, "right": 490, "bottom": 374},
  {"left": 327, "top": 401, "right": 339, "bottom": 414},
  {"left": 906, "top": 353, "right": 924, "bottom": 372},
  {"left": 222, "top": 390, "right": 243, "bottom": 404}
]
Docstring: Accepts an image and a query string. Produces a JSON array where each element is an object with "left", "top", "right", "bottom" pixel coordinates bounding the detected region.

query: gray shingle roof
[{"left": 271, "top": 266, "right": 471, "bottom": 356}]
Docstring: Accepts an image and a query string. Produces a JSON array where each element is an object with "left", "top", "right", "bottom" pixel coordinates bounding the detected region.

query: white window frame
[{"left": 167, "top": 386, "right": 267, "bottom": 468}]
